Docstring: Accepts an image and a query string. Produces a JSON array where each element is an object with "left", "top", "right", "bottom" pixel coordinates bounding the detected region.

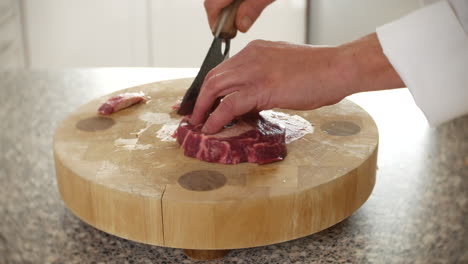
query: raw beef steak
[
  {"left": 98, "top": 92, "right": 147, "bottom": 115},
  {"left": 174, "top": 114, "right": 287, "bottom": 164}
]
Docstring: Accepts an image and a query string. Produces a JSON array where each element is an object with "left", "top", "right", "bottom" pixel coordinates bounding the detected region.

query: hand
[
  {"left": 204, "top": 0, "right": 274, "bottom": 32},
  {"left": 190, "top": 34, "right": 404, "bottom": 134},
  {"left": 190, "top": 40, "right": 353, "bottom": 134}
]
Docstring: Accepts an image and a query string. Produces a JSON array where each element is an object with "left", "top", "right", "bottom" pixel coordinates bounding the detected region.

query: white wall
[
  {"left": 21, "top": 0, "right": 306, "bottom": 68},
  {"left": 151, "top": 0, "right": 306, "bottom": 67},
  {"left": 23, "top": 0, "right": 150, "bottom": 68},
  {"left": 308, "top": 0, "right": 421, "bottom": 45},
  {"left": 3, "top": 0, "right": 431, "bottom": 68}
]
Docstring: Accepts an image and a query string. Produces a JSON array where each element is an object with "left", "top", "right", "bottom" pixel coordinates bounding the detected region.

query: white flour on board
[
  {"left": 96, "top": 161, "right": 120, "bottom": 179},
  {"left": 114, "top": 138, "right": 153, "bottom": 150},
  {"left": 131, "top": 112, "right": 172, "bottom": 137},
  {"left": 156, "top": 119, "right": 180, "bottom": 142},
  {"left": 260, "top": 110, "right": 314, "bottom": 144},
  {"left": 155, "top": 110, "right": 313, "bottom": 144},
  {"left": 139, "top": 112, "right": 171, "bottom": 124}
]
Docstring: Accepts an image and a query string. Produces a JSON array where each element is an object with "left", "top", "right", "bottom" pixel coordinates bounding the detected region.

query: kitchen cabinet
[
  {"left": 23, "top": 0, "right": 150, "bottom": 68},
  {"left": 21, "top": 0, "right": 306, "bottom": 68}
]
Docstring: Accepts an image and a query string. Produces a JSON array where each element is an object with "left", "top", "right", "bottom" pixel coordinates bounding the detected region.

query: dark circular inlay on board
[
  {"left": 321, "top": 121, "right": 361, "bottom": 136},
  {"left": 76, "top": 117, "right": 115, "bottom": 132},
  {"left": 178, "top": 170, "right": 227, "bottom": 191}
]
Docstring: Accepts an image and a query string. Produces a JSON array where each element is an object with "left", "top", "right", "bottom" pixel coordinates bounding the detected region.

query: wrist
[{"left": 338, "top": 33, "right": 404, "bottom": 94}]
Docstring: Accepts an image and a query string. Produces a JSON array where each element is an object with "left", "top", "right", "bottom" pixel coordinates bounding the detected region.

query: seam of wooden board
[
  {"left": 53, "top": 150, "right": 165, "bottom": 246},
  {"left": 160, "top": 184, "right": 167, "bottom": 246}
]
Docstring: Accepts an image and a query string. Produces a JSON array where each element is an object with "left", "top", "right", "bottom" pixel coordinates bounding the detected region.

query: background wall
[
  {"left": 23, "top": 0, "right": 150, "bottom": 68},
  {"left": 150, "top": 0, "right": 306, "bottom": 67},
  {"left": 308, "top": 0, "right": 421, "bottom": 45},
  {"left": 18, "top": 0, "right": 306, "bottom": 68},
  {"left": 1, "top": 0, "right": 426, "bottom": 69}
]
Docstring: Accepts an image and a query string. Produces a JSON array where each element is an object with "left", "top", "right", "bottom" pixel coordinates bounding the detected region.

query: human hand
[
  {"left": 204, "top": 0, "right": 274, "bottom": 33},
  {"left": 189, "top": 40, "right": 355, "bottom": 134},
  {"left": 190, "top": 34, "right": 404, "bottom": 134}
]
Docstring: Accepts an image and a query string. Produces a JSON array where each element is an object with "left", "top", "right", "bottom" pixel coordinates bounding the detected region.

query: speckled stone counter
[{"left": 1, "top": 69, "right": 467, "bottom": 264}]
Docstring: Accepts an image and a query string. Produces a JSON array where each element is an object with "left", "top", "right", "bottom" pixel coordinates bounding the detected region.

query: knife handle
[{"left": 213, "top": 0, "right": 243, "bottom": 39}]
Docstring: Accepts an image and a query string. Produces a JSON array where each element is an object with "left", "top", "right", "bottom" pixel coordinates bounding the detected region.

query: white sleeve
[{"left": 376, "top": 0, "right": 468, "bottom": 127}]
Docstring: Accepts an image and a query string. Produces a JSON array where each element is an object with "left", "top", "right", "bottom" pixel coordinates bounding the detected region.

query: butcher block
[{"left": 53, "top": 78, "right": 378, "bottom": 258}]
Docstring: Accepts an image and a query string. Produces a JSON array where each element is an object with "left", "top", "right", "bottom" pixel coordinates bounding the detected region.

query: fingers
[
  {"left": 205, "top": 0, "right": 275, "bottom": 33},
  {"left": 202, "top": 90, "right": 257, "bottom": 134},
  {"left": 190, "top": 40, "right": 264, "bottom": 127},
  {"left": 204, "top": 0, "right": 234, "bottom": 31},
  {"left": 236, "top": 0, "right": 275, "bottom": 32},
  {"left": 190, "top": 67, "right": 253, "bottom": 126}
]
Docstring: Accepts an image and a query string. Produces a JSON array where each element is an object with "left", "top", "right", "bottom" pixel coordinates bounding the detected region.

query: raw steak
[
  {"left": 174, "top": 113, "right": 287, "bottom": 164},
  {"left": 98, "top": 92, "right": 147, "bottom": 115}
]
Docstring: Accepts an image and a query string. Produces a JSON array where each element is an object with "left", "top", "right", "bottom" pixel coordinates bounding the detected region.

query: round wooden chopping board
[{"left": 54, "top": 78, "right": 378, "bottom": 250}]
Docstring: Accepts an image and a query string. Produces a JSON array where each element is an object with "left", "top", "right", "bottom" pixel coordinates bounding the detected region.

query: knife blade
[{"left": 177, "top": 0, "right": 243, "bottom": 116}]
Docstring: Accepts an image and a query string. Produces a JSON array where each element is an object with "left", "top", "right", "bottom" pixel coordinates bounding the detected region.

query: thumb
[
  {"left": 204, "top": 0, "right": 234, "bottom": 32},
  {"left": 236, "top": 0, "right": 275, "bottom": 32}
]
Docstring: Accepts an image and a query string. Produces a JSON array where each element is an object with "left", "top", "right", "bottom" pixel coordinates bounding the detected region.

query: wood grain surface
[{"left": 53, "top": 78, "right": 378, "bottom": 250}]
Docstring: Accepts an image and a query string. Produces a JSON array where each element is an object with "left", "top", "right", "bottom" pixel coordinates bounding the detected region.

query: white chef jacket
[{"left": 376, "top": 0, "right": 468, "bottom": 126}]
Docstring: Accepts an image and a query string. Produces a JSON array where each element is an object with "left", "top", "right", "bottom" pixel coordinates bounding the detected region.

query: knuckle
[
  {"left": 204, "top": 0, "right": 213, "bottom": 10},
  {"left": 248, "top": 39, "right": 264, "bottom": 47},
  {"left": 276, "top": 40, "right": 290, "bottom": 46},
  {"left": 219, "top": 96, "right": 236, "bottom": 115},
  {"left": 204, "top": 71, "right": 220, "bottom": 90},
  {"left": 201, "top": 81, "right": 223, "bottom": 106},
  {"left": 245, "top": 39, "right": 273, "bottom": 56},
  {"left": 244, "top": 40, "right": 266, "bottom": 58},
  {"left": 204, "top": 69, "right": 216, "bottom": 83},
  {"left": 243, "top": 44, "right": 255, "bottom": 54},
  {"left": 202, "top": 81, "right": 216, "bottom": 98}
]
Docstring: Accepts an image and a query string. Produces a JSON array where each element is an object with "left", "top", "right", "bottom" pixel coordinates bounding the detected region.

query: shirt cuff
[{"left": 376, "top": 0, "right": 468, "bottom": 126}]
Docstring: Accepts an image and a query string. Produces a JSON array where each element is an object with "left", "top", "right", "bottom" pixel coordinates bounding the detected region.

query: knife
[{"left": 177, "top": 0, "right": 243, "bottom": 116}]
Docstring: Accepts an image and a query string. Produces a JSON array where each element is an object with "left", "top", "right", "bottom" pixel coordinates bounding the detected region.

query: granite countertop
[{"left": 1, "top": 69, "right": 467, "bottom": 264}]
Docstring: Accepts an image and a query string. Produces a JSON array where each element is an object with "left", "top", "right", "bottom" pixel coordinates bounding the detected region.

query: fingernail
[
  {"left": 201, "top": 126, "right": 209, "bottom": 134},
  {"left": 240, "top": 16, "right": 252, "bottom": 31}
]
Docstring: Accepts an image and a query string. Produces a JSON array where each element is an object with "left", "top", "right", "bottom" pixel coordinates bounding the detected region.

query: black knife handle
[{"left": 213, "top": 0, "right": 243, "bottom": 39}]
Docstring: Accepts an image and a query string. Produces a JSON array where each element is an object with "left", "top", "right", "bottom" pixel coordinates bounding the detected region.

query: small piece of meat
[
  {"left": 98, "top": 92, "right": 147, "bottom": 115},
  {"left": 174, "top": 113, "right": 287, "bottom": 165}
]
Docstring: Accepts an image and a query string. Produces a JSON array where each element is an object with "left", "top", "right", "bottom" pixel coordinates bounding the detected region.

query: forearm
[{"left": 338, "top": 33, "right": 405, "bottom": 95}]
